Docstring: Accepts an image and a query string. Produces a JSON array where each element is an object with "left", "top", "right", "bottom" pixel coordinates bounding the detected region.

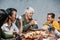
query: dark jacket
[{"left": 15, "top": 14, "right": 38, "bottom": 32}]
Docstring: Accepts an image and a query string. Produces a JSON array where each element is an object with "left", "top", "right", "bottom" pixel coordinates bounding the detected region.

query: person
[
  {"left": 15, "top": 7, "right": 38, "bottom": 33},
  {"left": 1, "top": 8, "right": 19, "bottom": 39},
  {"left": 57, "top": 15, "right": 60, "bottom": 27},
  {"left": 53, "top": 15, "right": 60, "bottom": 38},
  {"left": 44, "top": 13, "right": 60, "bottom": 31},
  {"left": 0, "top": 9, "right": 8, "bottom": 39},
  {"left": 0, "top": 9, "right": 8, "bottom": 27}
]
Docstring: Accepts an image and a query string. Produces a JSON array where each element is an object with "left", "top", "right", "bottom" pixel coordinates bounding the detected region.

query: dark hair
[
  {"left": 6, "top": 8, "right": 17, "bottom": 16},
  {"left": 0, "top": 9, "right": 8, "bottom": 27},
  {"left": 48, "top": 13, "right": 55, "bottom": 18}
]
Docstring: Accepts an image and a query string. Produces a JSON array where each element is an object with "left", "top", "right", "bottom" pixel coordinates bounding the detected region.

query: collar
[
  {"left": 5, "top": 23, "right": 9, "bottom": 27},
  {"left": 5, "top": 23, "right": 13, "bottom": 29}
]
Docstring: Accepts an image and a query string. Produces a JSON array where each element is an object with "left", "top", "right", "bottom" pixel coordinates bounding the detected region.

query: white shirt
[
  {"left": 54, "top": 30, "right": 60, "bottom": 37},
  {"left": 1, "top": 23, "right": 19, "bottom": 35}
]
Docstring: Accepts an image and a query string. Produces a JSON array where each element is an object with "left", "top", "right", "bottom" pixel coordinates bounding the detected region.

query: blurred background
[{"left": 0, "top": 0, "right": 60, "bottom": 28}]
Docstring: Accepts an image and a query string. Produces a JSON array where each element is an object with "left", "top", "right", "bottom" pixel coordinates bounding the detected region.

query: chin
[
  {"left": 12, "top": 20, "right": 15, "bottom": 22},
  {"left": 29, "top": 18, "right": 32, "bottom": 20}
]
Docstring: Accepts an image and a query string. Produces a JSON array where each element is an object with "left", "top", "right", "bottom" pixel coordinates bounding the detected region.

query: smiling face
[
  {"left": 47, "top": 15, "right": 54, "bottom": 22},
  {"left": 58, "top": 16, "right": 60, "bottom": 23},
  {"left": 10, "top": 11, "right": 16, "bottom": 22},
  {"left": 26, "top": 11, "right": 33, "bottom": 20},
  {"left": 47, "top": 13, "right": 55, "bottom": 23}
]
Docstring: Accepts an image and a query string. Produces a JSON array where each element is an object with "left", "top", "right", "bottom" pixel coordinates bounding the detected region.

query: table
[{"left": 21, "top": 29, "right": 58, "bottom": 40}]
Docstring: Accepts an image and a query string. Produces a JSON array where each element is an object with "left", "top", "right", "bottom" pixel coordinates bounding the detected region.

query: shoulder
[
  {"left": 18, "top": 14, "right": 25, "bottom": 19},
  {"left": 44, "top": 21, "right": 49, "bottom": 25},
  {"left": 1, "top": 23, "right": 8, "bottom": 27},
  {"left": 18, "top": 16, "right": 22, "bottom": 19},
  {"left": 1, "top": 23, "right": 8, "bottom": 29},
  {"left": 12, "top": 23, "right": 17, "bottom": 27},
  {"left": 53, "top": 20, "right": 59, "bottom": 26},
  {"left": 53, "top": 20, "right": 58, "bottom": 23}
]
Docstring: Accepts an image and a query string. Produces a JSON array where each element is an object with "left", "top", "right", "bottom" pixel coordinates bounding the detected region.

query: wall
[{"left": 0, "top": 0, "right": 60, "bottom": 28}]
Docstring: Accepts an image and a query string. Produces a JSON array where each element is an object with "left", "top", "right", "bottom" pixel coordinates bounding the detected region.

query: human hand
[
  {"left": 47, "top": 21, "right": 52, "bottom": 26},
  {"left": 29, "top": 20, "right": 37, "bottom": 25}
]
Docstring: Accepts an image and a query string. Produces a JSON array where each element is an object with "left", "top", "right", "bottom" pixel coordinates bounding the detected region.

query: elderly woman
[{"left": 15, "top": 7, "right": 38, "bottom": 33}]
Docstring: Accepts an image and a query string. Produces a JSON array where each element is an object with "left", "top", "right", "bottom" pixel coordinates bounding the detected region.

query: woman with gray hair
[{"left": 15, "top": 7, "right": 38, "bottom": 33}]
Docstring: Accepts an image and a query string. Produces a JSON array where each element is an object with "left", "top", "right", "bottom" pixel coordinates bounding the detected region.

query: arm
[
  {"left": 29, "top": 24, "right": 38, "bottom": 30},
  {"left": 23, "top": 20, "right": 38, "bottom": 31},
  {"left": 54, "top": 30, "right": 60, "bottom": 37},
  {"left": 1, "top": 24, "right": 13, "bottom": 38},
  {"left": 13, "top": 24, "right": 19, "bottom": 33},
  {"left": 19, "top": 16, "right": 31, "bottom": 32},
  {"left": 19, "top": 18, "right": 23, "bottom": 33},
  {"left": 23, "top": 23, "right": 31, "bottom": 32},
  {"left": 53, "top": 21, "right": 60, "bottom": 31}
]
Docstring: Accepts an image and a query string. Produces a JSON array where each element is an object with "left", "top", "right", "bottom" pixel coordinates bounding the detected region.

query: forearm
[
  {"left": 54, "top": 30, "right": 60, "bottom": 37},
  {"left": 29, "top": 24, "right": 38, "bottom": 30},
  {"left": 23, "top": 24, "right": 31, "bottom": 32}
]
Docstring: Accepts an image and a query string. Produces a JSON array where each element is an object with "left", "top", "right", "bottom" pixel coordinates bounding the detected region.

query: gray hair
[{"left": 24, "top": 7, "right": 34, "bottom": 14}]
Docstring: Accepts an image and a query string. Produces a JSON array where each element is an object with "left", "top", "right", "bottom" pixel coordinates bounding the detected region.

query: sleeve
[
  {"left": 29, "top": 24, "right": 38, "bottom": 30},
  {"left": 33, "top": 24, "right": 38, "bottom": 29},
  {"left": 15, "top": 16, "right": 22, "bottom": 28},
  {"left": 18, "top": 16, "right": 22, "bottom": 19},
  {"left": 54, "top": 30, "right": 60, "bottom": 37},
  {"left": 53, "top": 21, "right": 60, "bottom": 31},
  {"left": 23, "top": 24, "right": 31, "bottom": 31},
  {"left": 13, "top": 24, "right": 19, "bottom": 33},
  {"left": 18, "top": 16, "right": 31, "bottom": 32},
  {"left": 1, "top": 24, "right": 7, "bottom": 32},
  {"left": 1, "top": 25, "right": 4, "bottom": 30}
]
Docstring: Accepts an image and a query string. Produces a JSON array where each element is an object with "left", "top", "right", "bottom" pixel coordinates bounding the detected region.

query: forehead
[
  {"left": 27, "top": 10, "right": 32, "bottom": 13},
  {"left": 47, "top": 15, "right": 52, "bottom": 17},
  {"left": 12, "top": 11, "right": 16, "bottom": 14},
  {"left": 12, "top": 11, "right": 16, "bottom": 13}
]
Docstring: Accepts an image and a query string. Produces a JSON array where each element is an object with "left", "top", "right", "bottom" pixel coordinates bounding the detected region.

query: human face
[
  {"left": 10, "top": 11, "right": 16, "bottom": 22},
  {"left": 47, "top": 15, "right": 53, "bottom": 22},
  {"left": 27, "top": 11, "right": 33, "bottom": 20},
  {"left": 58, "top": 17, "right": 60, "bottom": 23}
]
